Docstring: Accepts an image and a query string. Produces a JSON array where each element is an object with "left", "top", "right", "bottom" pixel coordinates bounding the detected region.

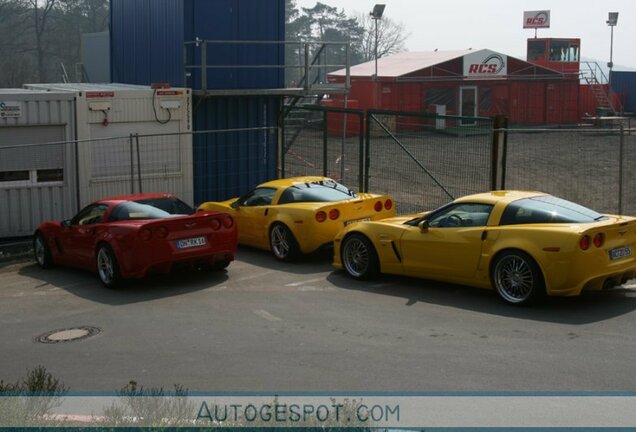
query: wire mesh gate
[{"left": 281, "top": 106, "right": 496, "bottom": 214}]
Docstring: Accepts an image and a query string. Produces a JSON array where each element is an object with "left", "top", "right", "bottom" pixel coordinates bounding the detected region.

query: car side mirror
[
  {"left": 230, "top": 200, "right": 240, "bottom": 210},
  {"left": 418, "top": 220, "right": 429, "bottom": 233},
  {"left": 61, "top": 220, "right": 72, "bottom": 228}
]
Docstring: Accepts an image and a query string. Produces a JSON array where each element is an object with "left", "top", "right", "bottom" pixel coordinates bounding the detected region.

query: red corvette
[{"left": 33, "top": 193, "right": 238, "bottom": 288}]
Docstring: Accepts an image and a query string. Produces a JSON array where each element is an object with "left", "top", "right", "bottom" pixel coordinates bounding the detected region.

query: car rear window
[
  {"left": 500, "top": 195, "right": 607, "bottom": 225},
  {"left": 278, "top": 180, "right": 357, "bottom": 204},
  {"left": 110, "top": 197, "right": 195, "bottom": 221}
]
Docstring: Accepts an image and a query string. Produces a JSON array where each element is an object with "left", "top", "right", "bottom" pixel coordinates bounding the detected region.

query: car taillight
[
  {"left": 140, "top": 228, "right": 152, "bottom": 241},
  {"left": 384, "top": 199, "right": 393, "bottom": 210},
  {"left": 579, "top": 235, "right": 590, "bottom": 250},
  {"left": 222, "top": 215, "right": 234, "bottom": 229},
  {"left": 157, "top": 226, "right": 169, "bottom": 239},
  {"left": 329, "top": 209, "right": 340, "bottom": 220},
  {"left": 593, "top": 233, "right": 604, "bottom": 248},
  {"left": 315, "top": 211, "right": 327, "bottom": 223},
  {"left": 211, "top": 218, "right": 221, "bottom": 230},
  {"left": 374, "top": 201, "right": 382, "bottom": 212}
]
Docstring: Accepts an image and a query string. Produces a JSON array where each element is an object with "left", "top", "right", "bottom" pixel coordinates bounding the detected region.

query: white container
[
  {"left": 0, "top": 89, "right": 78, "bottom": 237},
  {"left": 24, "top": 83, "right": 193, "bottom": 208}
]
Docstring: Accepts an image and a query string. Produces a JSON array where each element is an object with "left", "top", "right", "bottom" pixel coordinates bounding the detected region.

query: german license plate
[
  {"left": 609, "top": 246, "right": 632, "bottom": 260},
  {"left": 176, "top": 236, "right": 207, "bottom": 249},
  {"left": 345, "top": 217, "right": 371, "bottom": 226}
]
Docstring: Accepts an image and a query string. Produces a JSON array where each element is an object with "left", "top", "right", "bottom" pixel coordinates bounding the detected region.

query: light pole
[
  {"left": 370, "top": 4, "right": 385, "bottom": 108},
  {"left": 606, "top": 12, "right": 618, "bottom": 113}
]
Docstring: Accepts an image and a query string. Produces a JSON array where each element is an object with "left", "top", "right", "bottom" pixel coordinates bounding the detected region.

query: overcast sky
[{"left": 295, "top": 0, "right": 636, "bottom": 70}]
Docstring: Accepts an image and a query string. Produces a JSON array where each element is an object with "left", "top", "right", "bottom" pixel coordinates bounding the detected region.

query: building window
[
  {"left": 0, "top": 170, "right": 30, "bottom": 182},
  {"left": 0, "top": 169, "right": 64, "bottom": 187},
  {"left": 37, "top": 169, "right": 64, "bottom": 183}
]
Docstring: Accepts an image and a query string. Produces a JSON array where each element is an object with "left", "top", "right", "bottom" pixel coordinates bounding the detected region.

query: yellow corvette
[
  {"left": 334, "top": 191, "right": 636, "bottom": 305},
  {"left": 198, "top": 176, "right": 395, "bottom": 261}
]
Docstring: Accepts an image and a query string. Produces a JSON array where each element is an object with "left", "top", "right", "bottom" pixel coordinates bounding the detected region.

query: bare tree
[
  {"left": 357, "top": 12, "right": 408, "bottom": 62},
  {"left": 29, "top": 0, "right": 58, "bottom": 81}
]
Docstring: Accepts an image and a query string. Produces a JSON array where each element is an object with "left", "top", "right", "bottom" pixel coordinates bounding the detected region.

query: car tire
[
  {"left": 33, "top": 232, "right": 54, "bottom": 269},
  {"left": 211, "top": 260, "right": 231, "bottom": 271},
  {"left": 269, "top": 223, "right": 300, "bottom": 262},
  {"left": 341, "top": 233, "right": 380, "bottom": 280},
  {"left": 491, "top": 250, "right": 545, "bottom": 306},
  {"left": 96, "top": 244, "right": 123, "bottom": 289}
]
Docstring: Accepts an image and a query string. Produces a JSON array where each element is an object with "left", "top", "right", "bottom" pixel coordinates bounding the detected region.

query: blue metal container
[
  {"left": 110, "top": 0, "right": 285, "bottom": 89},
  {"left": 611, "top": 71, "right": 636, "bottom": 114},
  {"left": 193, "top": 96, "right": 280, "bottom": 204},
  {"left": 110, "top": 0, "right": 284, "bottom": 202}
]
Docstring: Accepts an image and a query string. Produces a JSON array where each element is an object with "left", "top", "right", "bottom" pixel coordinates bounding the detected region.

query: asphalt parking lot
[{"left": 1, "top": 247, "right": 636, "bottom": 392}]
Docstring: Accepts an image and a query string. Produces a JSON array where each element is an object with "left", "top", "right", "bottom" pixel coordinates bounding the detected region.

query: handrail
[{"left": 183, "top": 39, "right": 351, "bottom": 95}]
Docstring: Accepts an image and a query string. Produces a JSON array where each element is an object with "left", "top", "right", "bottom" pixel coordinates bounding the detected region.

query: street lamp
[
  {"left": 370, "top": 4, "right": 385, "bottom": 108},
  {"left": 606, "top": 11, "right": 618, "bottom": 112}
]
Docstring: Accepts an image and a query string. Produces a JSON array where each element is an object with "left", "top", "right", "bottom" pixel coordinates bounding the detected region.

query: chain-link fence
[
  {"left": 503, "top": 127, "right": 635, "bottom": 215},
  {"left": 0, "top": 128, "right": 276, "bottom": 238},
  {"left": 365, "top": 111, "right": 495, "bottom": 214},
  {"left": 281, "top": 106, "right": 365, "bottom": 191}
]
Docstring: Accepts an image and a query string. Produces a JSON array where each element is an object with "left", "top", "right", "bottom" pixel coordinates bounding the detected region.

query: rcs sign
[
  {"left": 465, "top": 54, "right": 506, "bottom": 77},
  {"left": 523, "top": 10, "right": 550, "bottom": 29}
]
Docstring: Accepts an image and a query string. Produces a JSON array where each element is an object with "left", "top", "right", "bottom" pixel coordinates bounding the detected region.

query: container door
[{"left": 459, "top": 86, "right": 477, "bottom": 125}]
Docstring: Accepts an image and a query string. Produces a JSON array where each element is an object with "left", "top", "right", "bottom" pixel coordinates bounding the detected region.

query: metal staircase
[
  {"left": 281, "top": 42, "right": 350, "bottom": 154},
  {"left": 580, "top": 61, "right": 617, "bottom": 114}
]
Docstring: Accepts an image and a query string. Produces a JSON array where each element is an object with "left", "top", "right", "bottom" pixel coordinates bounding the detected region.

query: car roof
[
  {"left": 454, "top": 190, "right": 548, "bottom": 205},
  {"left": 257, "top": 176, "right": 335, "bottom": 189},
  {"left": 95, "top": 193, "right": 175, "bottom": 205}
]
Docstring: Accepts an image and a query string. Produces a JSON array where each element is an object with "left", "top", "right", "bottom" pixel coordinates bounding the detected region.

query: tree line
[
  {"left": 0, "top": 0, "right": 406, "bottom": 88},
  {"left": 0, "top": 0, "right": 108, "bottom": 87}
]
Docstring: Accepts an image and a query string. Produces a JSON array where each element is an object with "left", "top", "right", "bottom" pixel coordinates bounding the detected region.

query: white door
[{"left": 459, "top": 86, "right": 478, "bottom": 126}]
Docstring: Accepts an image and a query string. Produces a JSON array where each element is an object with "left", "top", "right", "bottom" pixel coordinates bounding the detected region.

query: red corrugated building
[{"left": 327, "top": 44, "right": 582, "bottom": 125}]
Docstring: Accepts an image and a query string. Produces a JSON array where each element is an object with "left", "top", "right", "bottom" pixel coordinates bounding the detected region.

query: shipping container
[
  {"left": 193, "top": 95, "right": 279, "bottom": 204},
  {"left": 24, "top": 83, "right": 194, "bottom": 207},
  {"left": 110, "top": 0, "right": 285, "bottom": 90},
  {"left": 611, "top": 71, "right": 636, "bottom": 114},
  {"left": 0, "top": 89, "right": 78, "bottom": 237}
]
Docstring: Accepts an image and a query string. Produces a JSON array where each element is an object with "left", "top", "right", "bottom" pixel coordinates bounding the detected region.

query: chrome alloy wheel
[
  {"left": 97, "top": 247, "right": 115, "bottom": 285},
  {"left": 342, "top": 236, "right": 370, "bottom": 278},
  {"left": 494, "top": 254, "right": 534, "bottom": 304},
  {"left": 34, "top": 235, "right": 46, "bottom": 266},
  {"left": 270, "top": 225, "right": 290, "bottom": 259}
]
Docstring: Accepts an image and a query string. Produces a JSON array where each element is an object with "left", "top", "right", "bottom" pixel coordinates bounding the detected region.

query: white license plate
[
  {"left": 176, "top": 236, "right": 207, "bottom": 249},
  {"left": 609, "top": 246, "right": 632, "bottom": 260},
  {"left": 345, "top": 217, "right": 371, "bottom": 226}
]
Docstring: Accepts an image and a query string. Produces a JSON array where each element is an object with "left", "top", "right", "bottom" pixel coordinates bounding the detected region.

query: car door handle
[{"left": 481, "top": 231, "right": 488, "bottom": 241}]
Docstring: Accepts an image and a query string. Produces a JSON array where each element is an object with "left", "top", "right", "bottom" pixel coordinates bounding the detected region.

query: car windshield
[
  {"left": 278, "top": 180, "right": 357, "bottom": 204},
  {"left": 500, "top": 195, "right": 608, "bottom": 225},
  {"left": 109, "top": 197, "right": 195, "bottom": 221}
]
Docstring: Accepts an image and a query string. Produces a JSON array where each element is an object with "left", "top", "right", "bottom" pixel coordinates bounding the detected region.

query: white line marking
[
  {"left": 253, "top": 309, "right": 282, "bottom": 322},
  {"left": 285, "top": 277, "right": 325, "bottom": 287},
  {"left": 236, "top": 271, "right": 274, "bottom": 281}
]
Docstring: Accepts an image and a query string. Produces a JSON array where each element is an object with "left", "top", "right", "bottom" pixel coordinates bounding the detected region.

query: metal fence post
[
  {"left": 491, "top": 115, "right": 508, "bottom": 191},
  {"left": 323, "top": 110, "right": 328, "bottom": 177},
  {"left": 135, "top": 134, "right": 142, "bottom": 193},
  {"left": 364, "top": 111, "right": 372, "bottom": 192},
  {"left": 619, "top": 124, "right": 624, "bottom": 214},
  {"left": 129, "top": 134, "right": 135, "bottom": 194},
  {"left": 358, "top": 111, "right": 364, "bottom": 193}
]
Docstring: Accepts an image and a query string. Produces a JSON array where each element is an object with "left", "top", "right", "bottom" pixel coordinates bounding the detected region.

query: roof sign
[
  {"left": 463, "top": 51, "right": 507, "bottom": 79},
  {"left": 523, "top": 10, "right": 550, "bottom": 29}
]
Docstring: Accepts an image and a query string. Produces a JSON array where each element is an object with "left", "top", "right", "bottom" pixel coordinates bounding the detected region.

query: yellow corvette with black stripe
[
  {"left": 198, "top": 176, "right": 395, "bottom": 261},
  {"left": 334, "top": 191, "right": 636, "bottom": 305}
]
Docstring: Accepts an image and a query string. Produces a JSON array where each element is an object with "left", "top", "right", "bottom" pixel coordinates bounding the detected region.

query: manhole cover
[{"left": 35, "top": 326, "right": 101, "bottom": 344}]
